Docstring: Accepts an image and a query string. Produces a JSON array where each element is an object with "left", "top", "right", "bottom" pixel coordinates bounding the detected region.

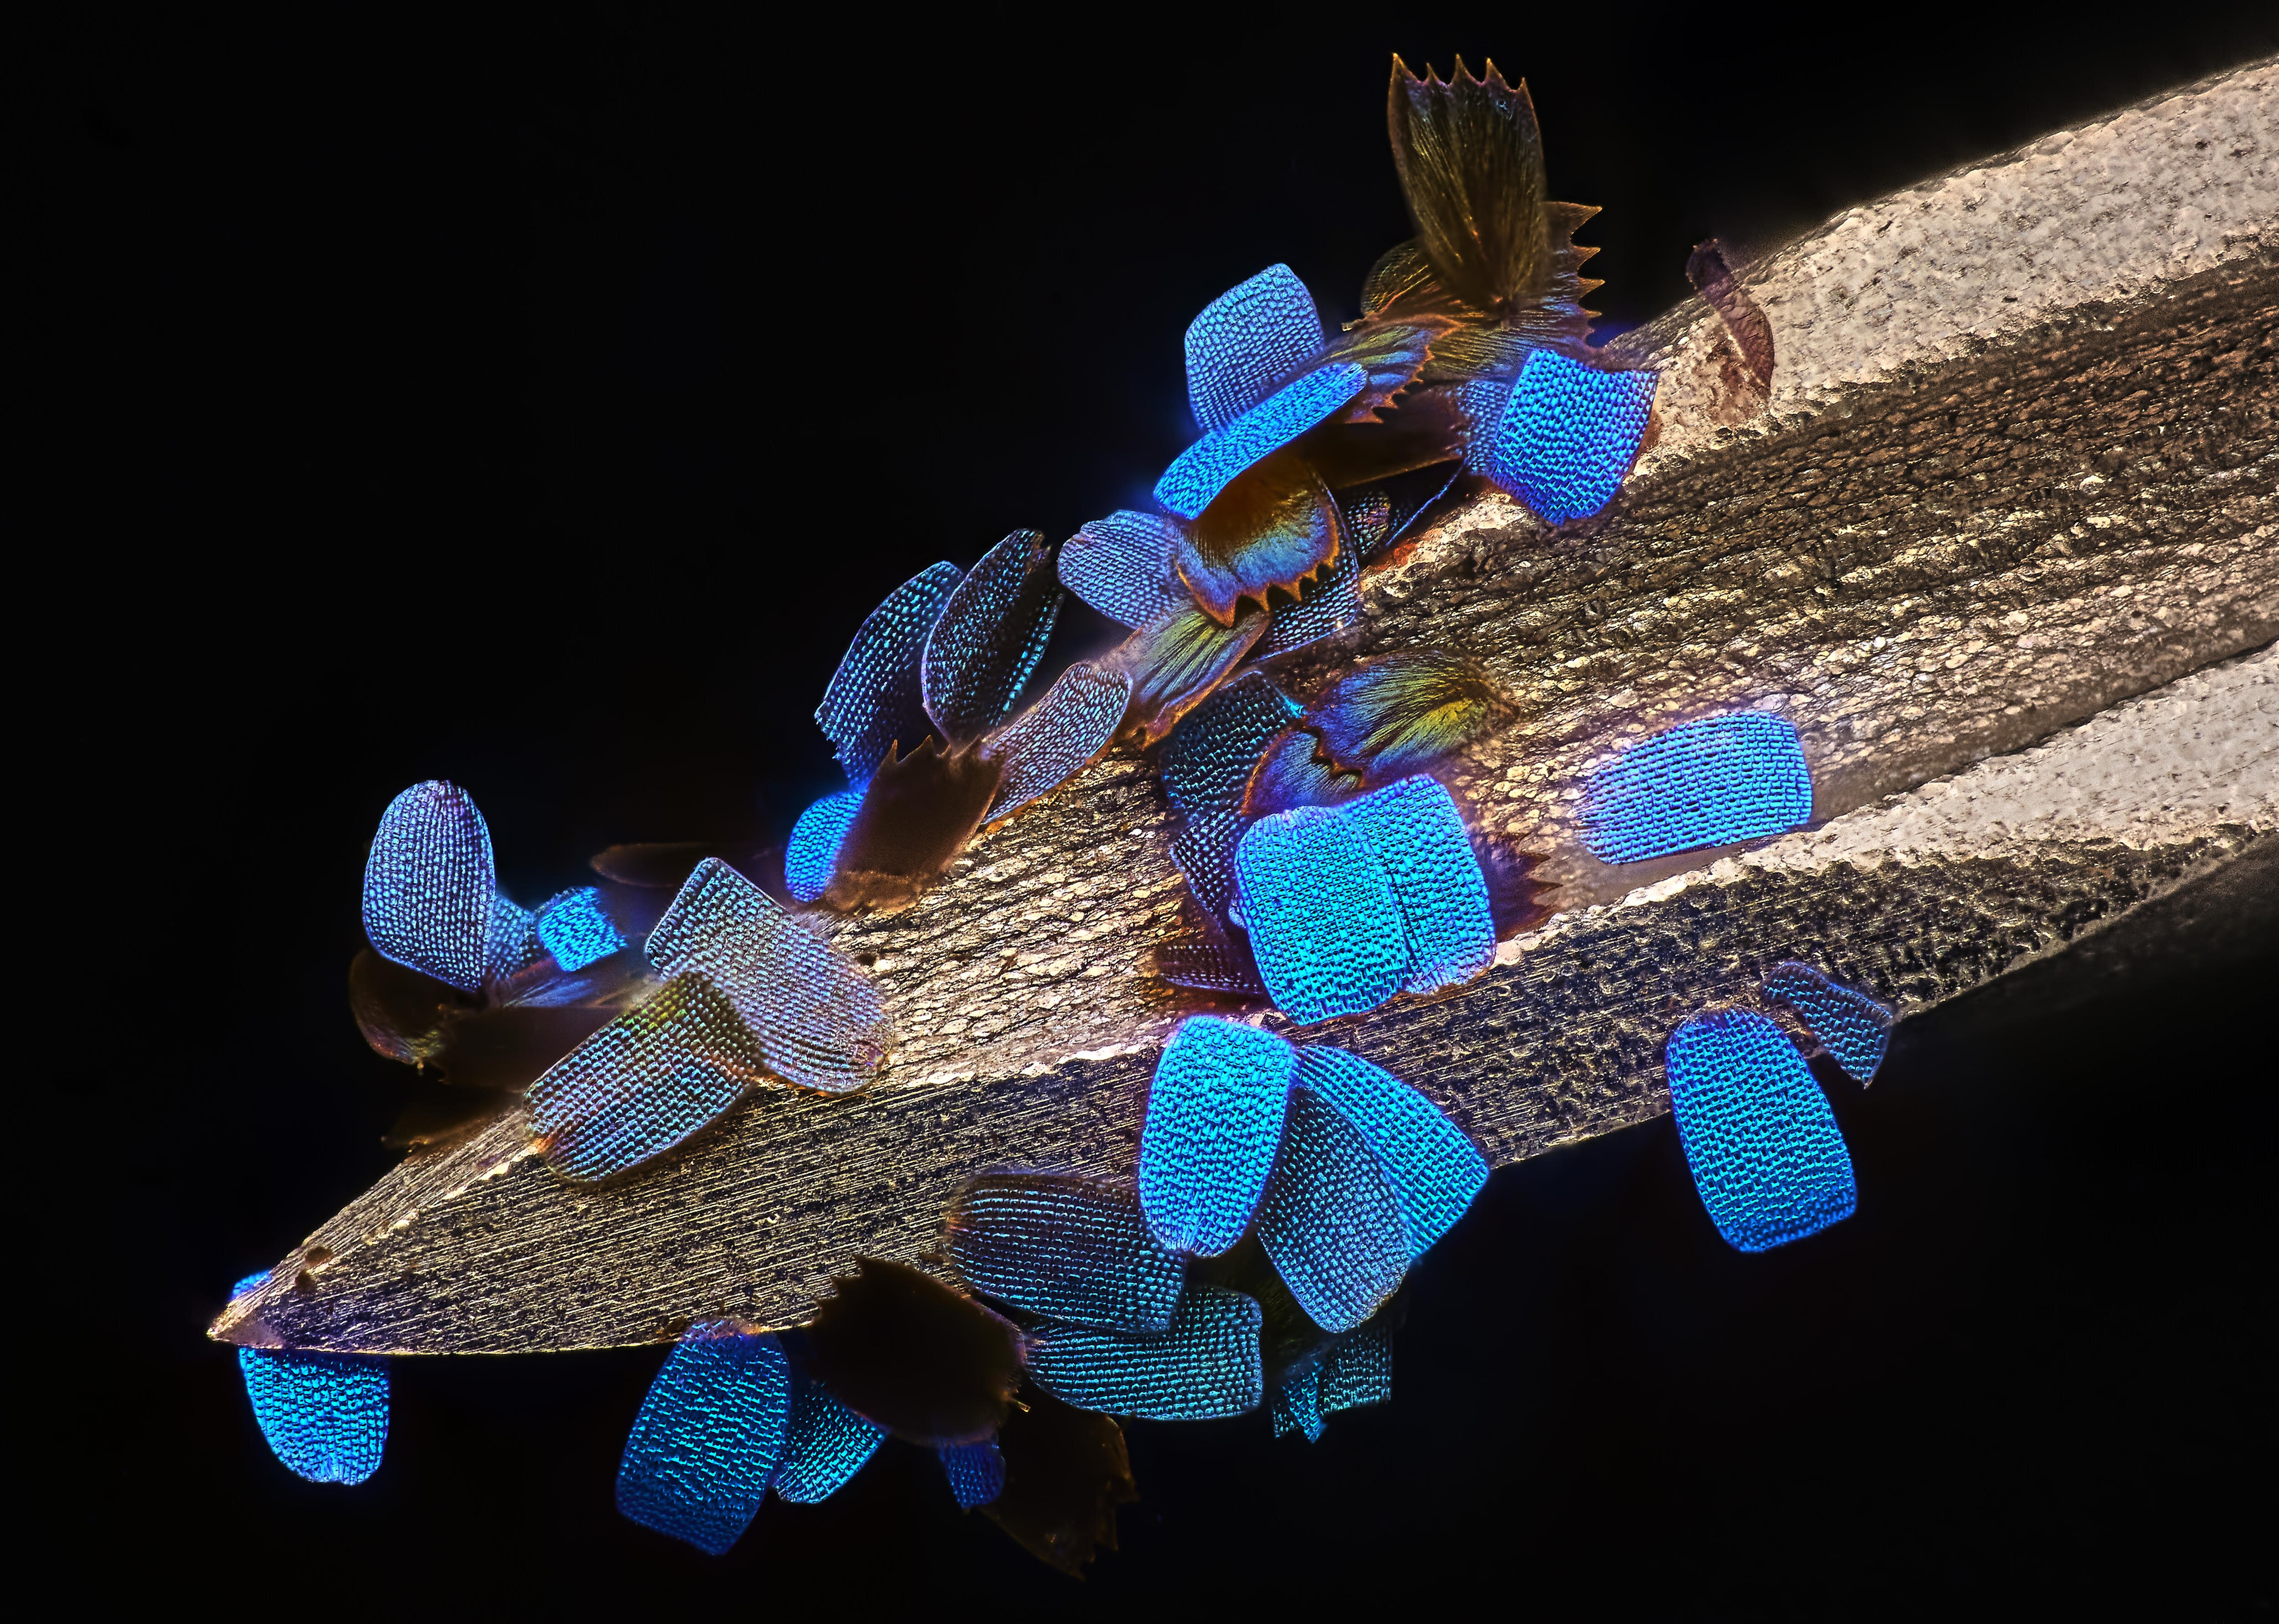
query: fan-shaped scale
[{"left": 361, "top": 780, "right": 499, "bottom": 992}]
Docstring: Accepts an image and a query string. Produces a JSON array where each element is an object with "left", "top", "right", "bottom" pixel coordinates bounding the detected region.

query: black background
[{"left": 47, "top": 3, "right": 2277, "bottom": 1613}]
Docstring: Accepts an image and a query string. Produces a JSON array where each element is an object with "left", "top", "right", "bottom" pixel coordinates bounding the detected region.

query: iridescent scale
[
  {"left": 1474, "top": 349, "right": 1657, "bottom": 524},
  {"left": 1664, "top": 1008, "right": 1857, "bottom": 1253},
  {"left": 1138, "top": 1017, "right": 1297, "bottom": 1257},
  {"left": 1293, "top": 1045, "right": 1488, "bottom": 1259},
  {"left": 1154, "top": 364, "right": 1368, "bottom": 521},
  {"left": 1762, "top": 960, "right": 1896, "bottom": 1083},
  {"left": 921, "top": 529, "right": 1064, "bottom": 746},
  {"left": 1577, "top": 711, "right": 1814, "bottom": 863},
  {"left": 1183, "top": 262, "right": 1326, "bottom": 434},
  {"left": 1027, "top": 1285, "right": 1265, "bottom": 1421},
  {"left": 816, "top": 560, "right": 962, "bottom": 786},
  {"left": 615, "top": 1322, "right": 791, "bottom": 1556},
  {"left": 1255, "top": 1085, "right": 1413, "bottom": 1333},
  {"left": 361, "top": 779, "right": 500, "bottom": 992},
  {"left": 946, "top": 1173, "right": 1185, "bottom": 1333}
]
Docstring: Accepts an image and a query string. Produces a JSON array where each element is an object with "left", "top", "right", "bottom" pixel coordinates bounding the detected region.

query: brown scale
[{"left": 787, "top": 1258, "right": 1025, "bottom": 1446}]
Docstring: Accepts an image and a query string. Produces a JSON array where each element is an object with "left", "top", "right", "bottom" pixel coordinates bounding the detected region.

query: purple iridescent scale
[
  {"left": 946, "top": 1174, "right": 1185, "bottom": 1333},
  {"left": 361, "top": 780, "right": 500, "bottom": 992},
  {"left": 816, "top": 561, "right": 961, "bottom": 786},
  {"left": 1027, "top": 1285, "right": 1265, "bottom": 1421},
  {"left": 644, "top": 859, "right": 891, "bottom": 1095},
  {"left": 237, "top": 1341, "right": 389, "bottom": 1485},
  {"left": 922, "top": 530, "right": 1064, "bottom": 746},
  {"left": 938, "top": 1440, "right": 1006, "bottom": 1509},
  {"left": 1058, "top": 510, "right": 1186, "bottom": 628},
  {"left": 1256, "top": 1085, "right": 1412, "bottom": 1333},
  {"left": 1762, "top": 961, "right": 1895, "bottom": 1082},
  {"left": 1577, "top": 711, "right": 1814, "bottom": 863},
  {"left": 1184, "top": 262, "right": 1326, "bottom": 434},
  {"left": 984, "top": 661, "right": 1132, "bottom": 822},
  {"left": 1468, "top": 349, "right": 1657, "bottom": 524},
  {"left": 1665, "top": 1009, "right": 1856, "bottom": 1253},
  {"left": 1258, "top": 526, "right": 1363, "bottom": 657},
  {"left": 1154, "top": 363, "right": 1368, "bottom": 522},
  {"left": 785, "top": 788, "right": 864, "bottom": 903},
  {"left": 615, "top": 1323, "right": 790, "bottom": 1555},
  {"left": 1138, "top": 1016, "right": 1297, "bottom": 1257},
  {"left": 1294, "top": 1045, "right": 1487, "bottom": 1259}
]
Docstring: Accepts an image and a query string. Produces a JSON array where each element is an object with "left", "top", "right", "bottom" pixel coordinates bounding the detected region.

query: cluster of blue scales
[{"left": 227, "top": 61, "right": 1911, "bottom": 1578}]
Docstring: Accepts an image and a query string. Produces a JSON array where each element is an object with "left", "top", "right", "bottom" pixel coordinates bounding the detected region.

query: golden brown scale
[
  {"left": 980, "top": 1384, "right": 1139, "bottom": 1576},
  {"left": 790, "top": 1259, "right": 1026, "bottom": 1446},
  {"left": 823, "top": 737, "right": 1005, "bottom": 913}
]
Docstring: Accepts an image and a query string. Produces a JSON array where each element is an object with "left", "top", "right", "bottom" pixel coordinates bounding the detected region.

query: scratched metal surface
[{"left": 215, "top": 63, "right": 2278, "bottom": 1356}]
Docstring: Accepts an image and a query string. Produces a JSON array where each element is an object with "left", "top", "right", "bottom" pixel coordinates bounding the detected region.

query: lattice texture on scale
[{"left": 1665, "top": 1009, "right": 1857, "bottom": 1253}]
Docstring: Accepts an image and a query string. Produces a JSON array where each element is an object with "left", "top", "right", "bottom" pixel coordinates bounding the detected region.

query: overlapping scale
[
  {"left": 1170, "top": 804, "right": 1245, "bottom": 925},
  {"left": 1150, "top": 931, "right": 1269, "bottom": 997},
  {"left": 1059, "top": 510, "right": 1186, "bottom": 628},
  {"left": 1155, "top": 364, "right": 1366, "bottom": 523},
  {"left": 825, "top": 738, "right": 1004, "bottom": 910},
  {"left": 1121, "top": 596, "right": 1267, "bottom": 746},
  {"left": 1171, "top": 451, "right": 1345, "bottom": 625},
  {"left": 1258, "top": 523, "right": 1363, "bottom": 658},
  {"left": 939, "top": 1440, "right": 1006, "bottom": 1509},
  {"left": 1139, "top": 1016, "right": 1298, "bottom": 1257},
  {"left": 1028, "top": 1285, "right": 1265, "bottom": 1420},
  {"left": 235, "top": 1295, "right": 388, "bottom": 1486},
  {"left": 533, "top": 885, "right": 629, "bottom": 972},
  {"left": 645, "top": 858, "right": 893, "bottom": 1094},
  {"left": 816, "top": 560, "right": 962, "bottom": 786},
  {"left": 785, "top": 787, "right": 864, "bottom": 903},
  {"left": 922, "top": 530, "right": 1064, "bottom": 746},
  {"left": 1307, "top": 651, "right": 1500, "bottom": 787},
  {"left": 771, "top": 1368, "right": 887, "bottom": 1504},
  {"left": 1256, "top": 1086, "right": 1412, "bottom": 1333},
  {"left": 1576, "top": 711, "right": 1814, "bottom": 863},
  {"left": 1160, "top": 673, "right": 1301, "bottom": 923},
  {"left": 1160, "top": 672, "right": 1302, "bottom": 817},
  {"left": 527, "top": 971, "right": 760, "bottom": 1182},
  {"left": 1314, "top": 316, "right": 1446, "bottom": 423},
  {"left": 1665, "top": 1008, "right": 1857, "bottom": 1253},
  {"left": 1243, "top": 727, "right": 1362, "bottom": 818},
  {"left": 798, "top": 1259, "right": 1025, "bottom": 1446},
  {"left": 1762, "top": 961, "right": 1895, "bottom": 1083},
  {"left": 1232, "top": 806, "right": 1409, "bottom": 1025},
  {"left": 1471, "top": 349, "right": 1656, "bottom": 525},
  {"left": 362, "top": 780, "right": 499, "bottom": 992},
  {"left": 946, "top": 1173, "right": 1185, "bottom": 1333},
  {"left": 486, "top": 893, "right": 541, "bottom": 982},
  {"left": 1338, "top": 776, "right": 1495, "bottom": 995},
  {"left": 1270, "top": 1360, "right": 1325, "bottom": 1440},
  {"left": 983, "top": 662, "right": 1132, "bottom": 823},
  {"left": 1317, "top": 1320, "right": 1394, "bottom": 1413},
  {"left": 615, "top": 1321, "right": 790, "bottom": 1556},
  {"left": 1184, "top": 262, "right": 1326, "bottom": 435},
  {"left": 1294, "top": 1046, "right": 1488, "bottom": 1259}
]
